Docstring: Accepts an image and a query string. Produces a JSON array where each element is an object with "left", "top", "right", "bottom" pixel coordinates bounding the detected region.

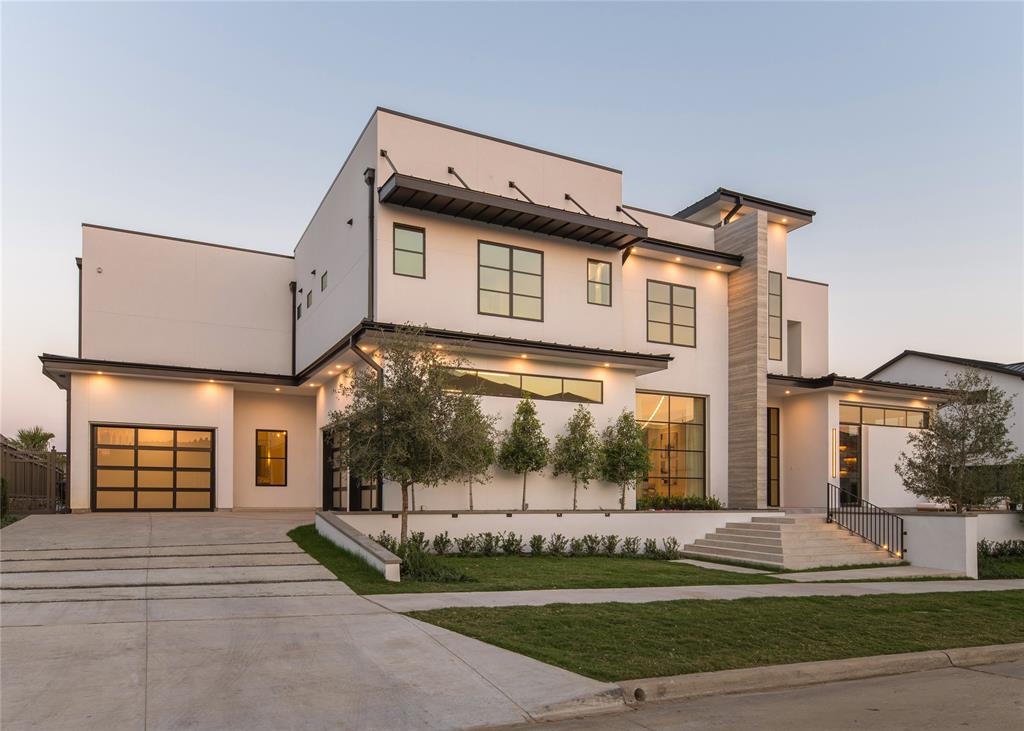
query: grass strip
[
  {"left": 410, "top": 590, "right": 1024, "bottom": 681},
  {"left": 288, "top": 524, "right": 783, "bottom": 594}
]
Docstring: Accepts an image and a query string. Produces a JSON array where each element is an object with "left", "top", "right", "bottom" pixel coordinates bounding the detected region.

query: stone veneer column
[{"left": 715, "top": 210, "right": 768, "bottom": 509}]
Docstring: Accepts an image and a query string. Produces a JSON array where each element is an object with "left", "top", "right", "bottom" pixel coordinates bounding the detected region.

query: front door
[
  {"left": 321, "top": 429, "right": 346, "bottom": 511},
  {"left": 766, "top": 408, "right": 780, "bottom": 507},
  {"left": 838, "top": 424, "right": 861, "bottom": 504}
]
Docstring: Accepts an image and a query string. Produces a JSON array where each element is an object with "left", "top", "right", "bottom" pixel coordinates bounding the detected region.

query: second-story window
[
  {"left": 394, "top": 224, "right": 425, "bottom": 278},
  {"left": 647, "top": 280, "right": 695, "bottom": 347},
  {"left": 769, "top": 271, "right": 782, "bottom": 360},
  {"left": 478, "top": 241, "right": 543, "bottom": 321},
  {"left": 587, "top": 259, "right": 611, "bottom": 306},
  {"left": 321, "top": 271, "right": 328, "bottom": 291}
]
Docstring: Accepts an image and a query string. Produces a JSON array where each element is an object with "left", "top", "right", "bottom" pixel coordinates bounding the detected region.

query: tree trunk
[
  {"left": 411, "top": 484, "right": 416, "bottom": 512},
  {"left": 620, "top": 483, "right": 626, "bottom": 510},
  {"left": 400, "top": 482, "right": 410, "bottom": 544},
  {"left": 573, "top": 480, "right": 578, "bottom": 511},
  {"left": 469, "top": 481, "right": 474, "bottom": 511},
  {"left": 521, "top": 472, "right": 527, "bottom": 511}
]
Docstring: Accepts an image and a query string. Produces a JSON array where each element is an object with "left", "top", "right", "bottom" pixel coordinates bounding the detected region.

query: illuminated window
[
  {"left": 769, "top": 271, "right": 782, "bottom": 360},
  {"left": 444, "top": 368, "right": 601, "bottom": 404},
  {"left": 587, "top": 259, "right": 611, "bottom": 306},
  {"left": 636, "top": 392, "right": 706, "bottom": 498},
  {"left": 256, "top": 430, "right": 288, "bottom": 486}
]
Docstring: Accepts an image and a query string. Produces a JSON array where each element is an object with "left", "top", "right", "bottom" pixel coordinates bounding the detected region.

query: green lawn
[
  {"left": 410, "top": 590, "right": 1024, "bottom": 681},
  {"left": 979, "top": 556, "right": 1024, "bottom": 579},
  {"left": 288, "top": 524, "right": 784, "bottom": 594}
]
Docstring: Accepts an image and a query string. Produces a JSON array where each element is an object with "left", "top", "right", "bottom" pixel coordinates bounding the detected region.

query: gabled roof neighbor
[{"left": 864, "top": 350, "right": 1024, "bottom": 381}]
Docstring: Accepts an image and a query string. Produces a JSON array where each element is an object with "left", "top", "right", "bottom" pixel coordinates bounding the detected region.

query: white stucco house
[{"left": 41, "top": 107, "right": 945, "bottom": 519}]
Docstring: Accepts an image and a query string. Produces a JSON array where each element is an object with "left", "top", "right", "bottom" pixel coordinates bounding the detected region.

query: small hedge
[
  {"left": 978, "top": 539, "right": 1024, "bottom": 558},
  {"left": 636, "top": 494, "right": 723, "bottom": 511},
  {"left": 373, "top": 530, "right": 683, "bottom": 559}
]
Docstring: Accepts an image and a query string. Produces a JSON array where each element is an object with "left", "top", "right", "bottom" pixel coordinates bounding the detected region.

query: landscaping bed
[
  {"left": 409, "top": 590, "right": 1024, "bottom": 681},
  {"left": 978, "top": 539, "right": 1024, "bottom": 579},
  {"left": 288, "top": 524, "right": 783, "bottom": 594}
]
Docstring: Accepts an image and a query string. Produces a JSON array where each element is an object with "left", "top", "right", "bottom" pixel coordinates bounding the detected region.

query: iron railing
[{"left": 825, "top": 483, "right": 905, "bottom": 558}]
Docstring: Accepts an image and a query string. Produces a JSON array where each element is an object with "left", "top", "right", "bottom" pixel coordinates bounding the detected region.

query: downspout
[
  {"left": 364, "top": 168, "right": 376, "bottom": 321},
  {"left": 289, "top": 282, "right": 297, "bottom": 375},
  {"left": 76, "top": 258, "right": 83, "bottom": 357}
]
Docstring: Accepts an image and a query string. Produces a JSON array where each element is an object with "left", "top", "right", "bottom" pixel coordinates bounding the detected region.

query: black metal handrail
[{"left": 825, "top": 483, "right": 905, "bottom": 558}]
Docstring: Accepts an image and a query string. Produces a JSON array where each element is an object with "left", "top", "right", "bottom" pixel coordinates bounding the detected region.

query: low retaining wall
[
  {"left": 315, "top": 511, "right": 401, "bottom": 581},
  {"left": 336, "top": 509, "right": 780, "bottom": 548},
  {"left": 977, "top": 512, "right": 1024, "bottom": 542},
  {"left": 899, "top": 511, "right": 1023, "bottom": 579}
]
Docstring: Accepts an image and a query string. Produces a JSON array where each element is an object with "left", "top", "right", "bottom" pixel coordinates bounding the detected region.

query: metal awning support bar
[
  {"left": 379, "top": 149, "right": 398, "bottom": 176},
  {"left": 617, "top": 205, "right": 644, "bottom": 228},
  {"left": 564, "top": 193, "right": 590, "bottom": 216},
  {"left": 447, "top": 166, "right": 470, "bottom": 189},
  {"left": 508, "top": 180, "right": 534, "bottom": 204}
]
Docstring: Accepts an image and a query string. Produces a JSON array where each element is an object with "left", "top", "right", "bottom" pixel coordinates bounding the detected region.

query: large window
[
  {"left": 478, "top": 241, "right": 543, "bottom": 321},
  {"left": 92, "top": 425, "right": 214, "bottom": 511},
  {"left": 256, "top": 430, "right": 288, "bottom": 486},
  {"left": 840, "top": 404, "right": 929, "bottom": 429},
  {"left": 445, "top": 368, "right": 601, "bottom": 404},
  {"left": 646, "top": 280, "right": 695, "bottom": 347},
  {"left": 394, "top": 224, "right": 425, "bottom": 278},
  {"left": 636, "top": 392, "right": 706, "bottom": 498},
  {"left": 587, "top": 259, "right": 611, "bottom": 306},
  {"left": 769, "top": 271, "right": 782, "bottom": 360}
]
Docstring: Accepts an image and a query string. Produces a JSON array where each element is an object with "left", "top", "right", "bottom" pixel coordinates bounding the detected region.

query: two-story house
[{"left": 41, "top": 107, "right": 944, "bottom": 514}]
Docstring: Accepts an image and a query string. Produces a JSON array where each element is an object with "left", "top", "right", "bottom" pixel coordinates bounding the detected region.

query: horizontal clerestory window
[
  {"left": 444, "top": 368, "right": 601, "bottom": 404},
  {"left": 478, "top": 241, "right": 543, "bottom": 321},
  {"left": 840, "top": 403, "right": 930, "bottom": 429}
]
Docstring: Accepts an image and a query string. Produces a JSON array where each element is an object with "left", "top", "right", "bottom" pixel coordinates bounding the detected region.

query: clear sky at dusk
[{"left": 2, "top": 2, "right": 1022, "bottom": 448}]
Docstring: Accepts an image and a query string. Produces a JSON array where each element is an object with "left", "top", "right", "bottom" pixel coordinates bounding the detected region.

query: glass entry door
[
  {"left": 838, "top": 424, "right": 861, "bottom": 503},
  {"left": 322, "top": 429, "right": 346, "bottom": 511}
]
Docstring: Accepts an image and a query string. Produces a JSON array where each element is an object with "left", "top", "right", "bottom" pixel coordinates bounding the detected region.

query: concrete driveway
[{"left": 0, "top": 512, "right": 620, "bottom": 730}]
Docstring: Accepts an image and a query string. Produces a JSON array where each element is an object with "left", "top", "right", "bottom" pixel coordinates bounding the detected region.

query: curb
[
  {"left": 619, "top": 643, "right": 1024, "bottom": 705},
  {"left": 530, "top": 687, "right": 627, "bottom": 722}
]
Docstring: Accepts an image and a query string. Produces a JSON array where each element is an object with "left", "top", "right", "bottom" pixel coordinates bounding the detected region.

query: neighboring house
[
  {"left": 866, "top": 351, "right": 1024, "bottom": 502},
  {"left": 40, "top": 107, "right": 943, "bottom": 514}
]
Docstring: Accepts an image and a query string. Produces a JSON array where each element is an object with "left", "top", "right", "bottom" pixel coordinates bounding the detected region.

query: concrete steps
[{"left": 682, "top": 514, "right": 902, "bottom": 570}]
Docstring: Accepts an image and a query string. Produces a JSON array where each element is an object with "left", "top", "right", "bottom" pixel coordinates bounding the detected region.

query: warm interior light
[{"left": 274, "top": 387, "right": 281, "bottom": 392}]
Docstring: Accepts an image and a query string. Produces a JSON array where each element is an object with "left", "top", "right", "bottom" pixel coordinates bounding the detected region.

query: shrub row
[
  {"left": 373, "top": 530, "right": 683, "bottom": 559},
  {"left": 636, "top": 494, "right": 724, "bottom": 511},
  {"left": 978, "top": 538, "right": 1024, "bottom": 558}
]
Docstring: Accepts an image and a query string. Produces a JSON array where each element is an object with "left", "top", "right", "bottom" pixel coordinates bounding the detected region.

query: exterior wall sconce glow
[{"left": 831, "top": 428, "right": 839, "bottom": 478}]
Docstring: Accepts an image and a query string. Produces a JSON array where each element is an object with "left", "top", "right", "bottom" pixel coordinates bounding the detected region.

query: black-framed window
[
  {"left": 256, "top": 430, "right": 288, "bottom": 486},
  {"left": 321, "top": 271, "right": 328, "bottom": 291},
  {"left": 767, "top": 407, "right": 780, "bottom": 507},
  {"left": 646, "top": 280, "right": 695, "bottom": 347},
  {"left": 840, "top": 404, "right": 930, "bottom": 429},
  {"left": 769, "top": 271, "right": 782, "bottom": 361},
  {"left": 587, "top": 259, "right": 611, "bottom": 306},
  {"left": 296, "top": 303, "right": 302, "bottom": 320},
  {"left": 636, "top": 392, "right": 706, "bottom": 498},
  {"left": 444, "top": 368, "right": 601, "bottom": 404},
  {"left": 92, "top": 425, "right": 214, "bottom": 511},
  {"left": 306, "top": 290, "right": 312, "bottom": 309},
  {"left": 478, "top": 241, "right": 543, "bottom": 321},
  {"left": 394, "top": 224, "right": 425, "bottom": 278}
]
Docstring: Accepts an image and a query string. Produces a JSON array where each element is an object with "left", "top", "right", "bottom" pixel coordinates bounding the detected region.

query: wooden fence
[{"left": 1, "top": 443, "right": 67, "bottom": 514}]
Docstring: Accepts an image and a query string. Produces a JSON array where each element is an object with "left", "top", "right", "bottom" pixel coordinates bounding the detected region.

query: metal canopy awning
[{"left": 378, "top": 173, "right": 648, "bottom": 248}]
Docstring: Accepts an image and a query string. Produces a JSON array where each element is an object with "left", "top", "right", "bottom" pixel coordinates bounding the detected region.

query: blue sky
[{"left": 3, "top": 2, "right": 1022, "bottom": 447}]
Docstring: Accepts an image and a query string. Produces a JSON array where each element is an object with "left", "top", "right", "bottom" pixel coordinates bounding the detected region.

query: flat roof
[
  {"left": 675, "top": 188, "right": 815, "bottom": 231},
  {"left": 83, "top": 224, "right": 293, "bottom": 260}
]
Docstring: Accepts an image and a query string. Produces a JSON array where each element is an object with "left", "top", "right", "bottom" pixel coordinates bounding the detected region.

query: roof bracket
[
  {"left": 447, "top": 166, "right": 471, "bottom": 189},
  {"left": 565, "top": 193, "right": 590, "bottom": 216},
  {"left": 508, "top": 180, "right": 534, "bottom": 203},
  {"left": 617, "top": 205, "right": 644, "bottom": 228},
  {"left": 379, "top": 149, "right": 399, "bottom": 175},
  {"left": 721, "top": 196, "right": 743, "bottom": 227}
]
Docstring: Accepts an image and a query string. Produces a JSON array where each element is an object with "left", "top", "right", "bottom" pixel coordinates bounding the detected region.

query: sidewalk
[{"left": 365, "top": 578, "right": 1024, "bottom": 612}]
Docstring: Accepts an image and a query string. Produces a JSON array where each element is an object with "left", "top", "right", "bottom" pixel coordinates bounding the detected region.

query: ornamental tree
[
  {"left": 599, "top": 410, "right": 652, "bottom": 510},
  {"left": 14, "top": 426, "right": 55, "bottom": 452},
  {"left": 497, "top": 397, "right": 549, "bottom": 511},
  {"left": 447, "top": 396, "right": 498, "bottom": 511},
  {"left": 551, "top": 405, "right": 601, "bottom": 510},
  {"left": 896, "top": 369, "right": 1018, "bottom": 512},
  {"left": 327, "top": 326, "right": 490, "bottom": 542}
]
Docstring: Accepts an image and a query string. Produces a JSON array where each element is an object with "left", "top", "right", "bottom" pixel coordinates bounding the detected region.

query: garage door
[{"left": 92, "top": 425, "right": 215, "bottom": 511}]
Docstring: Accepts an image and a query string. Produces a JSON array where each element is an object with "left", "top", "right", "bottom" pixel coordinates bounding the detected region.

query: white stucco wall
[
  {"left": 622, "top": 206, "right": 716, "bottom": 249},
  {"left": 785, "top": 278, "right": 829, "bottom": 377},
  {"left": 81, "top": 226, "right": 292, "bottom": 374},
  {"left": 293, "top": 116, "right": 378, "bottom": 372},
  {"left": 862, "top": 424, "right": 918, "bottom": 507},
  {"left": 902, "top": 513, "right": 979, "bottom": 577},
  {"left": 232, "top": 389, "right": 318, "bottom": 509},
  {"left": 69, "top": 373, "right": 235, "bottom": 510},
  {"left": 976, "top": 512, "right": 1024, "bottom": 542},
  {"left": 779, "top": 391, "right": 831, "bottom": 508}
]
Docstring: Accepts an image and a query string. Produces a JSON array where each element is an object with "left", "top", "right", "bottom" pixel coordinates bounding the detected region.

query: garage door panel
[{"left": 92, "top": 425, "right": 214, "bottom": 511}]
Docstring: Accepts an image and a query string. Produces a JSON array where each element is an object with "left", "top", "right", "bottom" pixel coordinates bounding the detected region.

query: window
[
  {"left": 394, "top": 224, "right": 425, "bottom": 278},
  {"left": 767, "top": 407, "right": 780, "bottom": 507},
  {"left": 306, "top": 290, "right": 312, "bottom": 309},
  {"left": 840, "top": 404, "right": 929, "bottom": 429},
  {"left": 256, "top": 430, "right": 287, "bottom": 486},
  {"left": 587, "top": 259, "right": 611, "bottom": 306},
  {"left": 444, "top": 368, "right": 601, "bottom": 404},
  {"left": 636, "top": 392, "right": 706, "bottom": 498},
  {"left": 321, "top": 271, "right": 328, "bottom": 291},
  {"left": 478, "top": 241, "right": 543, "bottom": 321},
  {"left": 296, "top": 303, "right": 301, "bottom": 320},
  {"left": 769, "top": 271, "right": 782, "bottom": 360},
  {"left": 646, "top": 280, "right": 695, "bottom": 347}
]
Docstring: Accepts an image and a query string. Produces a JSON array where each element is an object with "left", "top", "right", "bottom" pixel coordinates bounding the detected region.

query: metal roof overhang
[
  {"left": 676, "top": 188, "right": 815, "bottom": 231},
  {"left": 378, "top": 173, "right": 648, "bottom": 248},
  {"left": 40, "top": 354, "right": 295, "bottom": 390},
  {"left": 623, "top": 238, "right": 743, "bottom": 271},
  {"left": 768, "top": 373, "right": 950, "bottom": 400}
]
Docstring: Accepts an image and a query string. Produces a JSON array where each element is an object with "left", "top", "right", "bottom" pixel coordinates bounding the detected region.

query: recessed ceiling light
[
  {"left": 858, "top": 389, "right": 863, "bottom": 394},
  {"left": 434, "top": 344, "right": 443, "bottom": 350},
  {"left": 274, "top": 387, "right": 281, "bottom": 392},
  {"left": 96, "top": 371, "right": 103, "bottom": 375},
  {"left": 520, "top": 354, "right": 528, "bottom": 359},
  {"left": 309, "top": 383, "right": 318, "bottom": 388},
  {"left": 674, "top": 256, "right": 681, "bottom": 262},
  {"left": 923, "top": 397, "right": 929, "bottom": 401},
  {"left": 784, "top": 390, "right": 791, "bottom": 395},
  {"left": 208, "top": 379, "right": 215, "bottom": 383},
  {"left": 603, "top": 362, "right": 610, "bottom": 367},
  {"left": 715, "top": 265, "right": 722, "bottom": 270},
  {"left": 781, "top": 218, "right": 788, "bottom": 224}
]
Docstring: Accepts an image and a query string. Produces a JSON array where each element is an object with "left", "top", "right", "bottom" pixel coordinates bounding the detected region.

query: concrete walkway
[
  {"left": 1, "top": 513, "right": 621, "bottom": 730},
  {"left": 770, "top": 565, "right": 967, "bottom": 582},
  {"left": 366, "top": 579, "right": 1024, "bottom": 612}
]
